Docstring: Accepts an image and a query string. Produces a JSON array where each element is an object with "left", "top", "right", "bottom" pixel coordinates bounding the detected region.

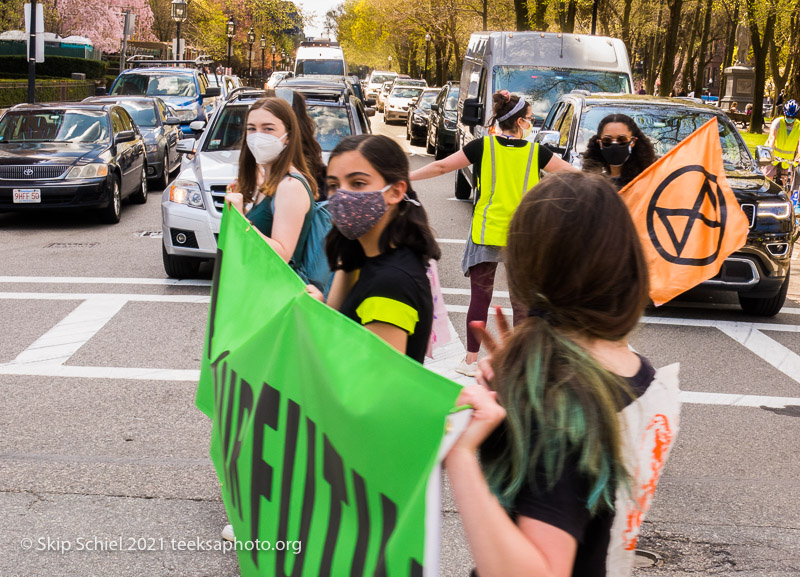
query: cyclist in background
[{"left": 764, "top": 99, "right": 800, "bottom": 186}]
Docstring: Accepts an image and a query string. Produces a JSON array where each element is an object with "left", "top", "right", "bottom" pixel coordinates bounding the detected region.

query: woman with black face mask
[{"left": 583, "top": 114, "right": 657, "bottom": 188}]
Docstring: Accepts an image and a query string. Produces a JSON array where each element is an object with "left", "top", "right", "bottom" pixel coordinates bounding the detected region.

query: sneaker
[
  {"left": 455, "top": 360, "right": 478, "bottom": 377},
  {"left": 221, "top": 524, "right": 235, "bottom": 542}
]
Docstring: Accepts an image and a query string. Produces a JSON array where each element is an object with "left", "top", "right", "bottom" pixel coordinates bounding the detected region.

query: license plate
[{"left": 13, "top": 189, "right": 41, "bottom": 203}]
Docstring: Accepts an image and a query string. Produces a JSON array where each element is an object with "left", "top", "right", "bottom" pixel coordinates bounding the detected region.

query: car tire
[
  {"left": 153, "top": 151, "right": 169, "bottom": 191},
  {"left": 426, "top": 130, "right": 435, "bottom": 154},
  {"left": 99, "top": 175, "right": 122, "bottom": 224},
  {"left": 434, "top": 134, "right": 447, "bottom": 160},
  {"left": 455, "top": 169, "right": 472, "bottom": 200},
  {"left": 162, "top": 244, "right": 202, "bottom": 279},
  {"left": 738, "top": 271, "right": 790, "bottom": 317},
  {"left": 406, "top": 123, "right": 411, "bottom": 140},
  {"left": 131, "top": 163, "right": 148, "bottom": 204}
]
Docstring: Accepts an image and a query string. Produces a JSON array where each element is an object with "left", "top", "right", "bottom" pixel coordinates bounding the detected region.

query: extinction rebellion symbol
[{"left": 646, "top": 165, "right": 728, "bottom": 267}]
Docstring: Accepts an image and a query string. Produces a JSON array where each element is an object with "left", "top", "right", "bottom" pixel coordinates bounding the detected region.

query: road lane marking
[
  {"left": 435, "top": 239, "right": 467, "bottom": 244},
  {"left": 0, "top": 276, "right": 212, "bottom": 287},
  {"left": 0, "top": 292, "right": 210, "bottom": 303}
]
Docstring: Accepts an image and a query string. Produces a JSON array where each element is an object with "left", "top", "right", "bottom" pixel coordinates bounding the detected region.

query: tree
[
  {"left": 55, "top": 0, "right": 155, "bottom": 52},
  {"left": 658, "top": 0, "right": 685, "bottom": 95},
  {"left": 745, "top": 0, "right": 776, "bottom": 132}
]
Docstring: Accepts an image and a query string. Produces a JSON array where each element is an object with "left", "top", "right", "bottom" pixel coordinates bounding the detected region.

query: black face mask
[{"left": 600, "top": 142, "right": 632, "bottom": 167}]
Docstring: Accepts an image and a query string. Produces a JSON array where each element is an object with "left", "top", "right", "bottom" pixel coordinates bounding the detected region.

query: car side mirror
[
  {"left": 535, "top": 130, "right": 565, "bottom": 155},
  {"left": 755, "top": 145, "right": 774, "bottom": 165},
  {"left": 203, "top": 86, "right": 221, "bottom": 97},
  {"left": 430, "top": 103, "right": 440, "bottom": 113},
  {"left": 461, "top": 98, "right": 482, "bottom": 127},
  {"left": 365, "top": 107, "right": 376, "bottom": 117},
  {"left": 189, "top": 120, "right": 206, "bottom": 132},
  {"left": 115, "top": 130, "right": 136, "bottom": 145},
  {"left": 176, "top": 138, "right": 196, "bottom": 154},
  {"left": 366, "top": 98, "right": 376, "bottom": 107},
  {"left": 164, "top": 116, "right": 181, "bottom": 126}
]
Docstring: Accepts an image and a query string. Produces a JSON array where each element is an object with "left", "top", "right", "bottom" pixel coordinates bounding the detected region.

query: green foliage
[
  {"left": 0, "top": 56, "right": 107, "bottom": 79},
  {"left": 0, "top": 79, "right": 96, "bottom": 107}
]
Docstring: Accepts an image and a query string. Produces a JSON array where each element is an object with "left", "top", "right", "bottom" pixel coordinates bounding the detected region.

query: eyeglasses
[{"left": 600, "top": 135, "right": 636, "bottom": 147}]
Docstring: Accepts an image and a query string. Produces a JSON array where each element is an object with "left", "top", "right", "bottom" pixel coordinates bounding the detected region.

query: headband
[{"left": 498, "top": 97, "right": 526, "bottom": 122}]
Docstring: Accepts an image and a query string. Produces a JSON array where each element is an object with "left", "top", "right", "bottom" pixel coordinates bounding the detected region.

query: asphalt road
[{"left": 0, "top": 112, "right": 799, "bottom": 576}]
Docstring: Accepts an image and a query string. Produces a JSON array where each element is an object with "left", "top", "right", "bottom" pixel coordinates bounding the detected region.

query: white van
[
  {"left": 454, "top": 31, "right": 633, "bottom": 199},
  {"left": 294, "top": 39, "right": 347, "bottom": 77}
]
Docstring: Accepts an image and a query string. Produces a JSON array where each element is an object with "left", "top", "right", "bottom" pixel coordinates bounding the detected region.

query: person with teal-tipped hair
[{"left": 444, "top": 172, "right": 681, "bottom": 577}]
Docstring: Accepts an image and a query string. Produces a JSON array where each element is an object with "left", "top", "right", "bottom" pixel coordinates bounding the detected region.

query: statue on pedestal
[{"left": 736, "top": 22, "right": 751, "bottom": 67}]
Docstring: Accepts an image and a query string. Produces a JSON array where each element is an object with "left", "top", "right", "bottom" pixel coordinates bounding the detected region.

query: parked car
[
  {"left": 365, "top": 70, "right": 398, "bottom": 101},
  {"left": 377, "top": 81, "right": 393, "bottom": 112},
  {"left": 266, "top": 71, "right": 293, "bottom": 89},
  {"left": 406, "top": 88, "right": 441, "bottom": 144},
  {"left": 535, "top": 92, "right": 795, "bottom": 316},
  {"left": 426, "top": 82, "right": 460, "bottom": 159},
  {"left": 83, "top": 96, "right": 182, "bottom": 189},
  {"left": 0, "top": 102, "right": 148, "bottom": 223},
  {"left": 207, "top": 73, "right": 242, "bottom": 99},
  {"left": 162, "top": 83, "right": 372, "bottom": 277},
  {"left": 109, "top": 63, "right": 221, "bottom": 137},
  {"left": 384, "top": 85, "right": 424, "bottom": 124}
]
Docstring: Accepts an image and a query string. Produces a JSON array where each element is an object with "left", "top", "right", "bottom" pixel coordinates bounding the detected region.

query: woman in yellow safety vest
[
  {"left": 764, "top": 99, "right": 800, "bottom": 183},
  {"left": 410, "top": 90, "right": 575, "bottom": 376}
]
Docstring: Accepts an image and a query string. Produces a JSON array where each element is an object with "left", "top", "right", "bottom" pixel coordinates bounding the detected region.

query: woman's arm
[
  {"left": 364, "top": 322, "right": 408, "bottom": 354},
  {"left": 543, "top": 154, "right": 579, "bottom": 173},
  {"left": 445, "top": 386, "right": 578, "bottom": 577},
  {"left": 409, "top": 150, "right": 471, "bottom": 181},
  {"left": 268, "top": 177, "right": 312, "bottom": 262},
  {"left": 324, "top": 270, "right": 358, "bottom": 310}
]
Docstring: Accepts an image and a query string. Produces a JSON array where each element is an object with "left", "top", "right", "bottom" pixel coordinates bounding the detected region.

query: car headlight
[
  {"left": 67, "top": 163, "right": 109, "bottom": 179},
  {"left": 412, "top": 114, "right": 427, "bottom": 125},
  {"left": 444, "top": 119, "right": 457, "bottom": 130},
  {"left": 174, "top": 109, "right": 198, "bottom": 122},
  {"left": 757, "top": 201, "right": 792, "bottom": 219},
  {"left": 169, "top": 179, "right": 204, "bottom": 209},
  {"left": 146, "top": 143, "right": 159, "bottom": 154}
]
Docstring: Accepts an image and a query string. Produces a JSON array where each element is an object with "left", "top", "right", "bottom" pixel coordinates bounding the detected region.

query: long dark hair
[
  {"left": 488, "top": 90, "right": 530, "bottom": 131},
  {"left": 325, "top": 134, "right": 441, "bottom": 271},
  {"left": 483, "top": 172, "right": 650, "bottom": 515},
  {"left": 583, "top": 113, "right": 657, "bottom": 187},
  {"left": 235, "top": 96, "right": 317, "bottom": 205},
  {"left": 290, "top": 91, "right": 327, "bottom": 198}
]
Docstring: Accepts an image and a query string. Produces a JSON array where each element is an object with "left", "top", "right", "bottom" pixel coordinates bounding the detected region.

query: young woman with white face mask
[
  {"left": 308, "top": 134, "right": 441, "bottom": 363},
  {"left": 224, "top": 96, "right": 317, "bottom": 264},
  {"left": 409, "top": 90, "right": 575, "bottom": 377}
]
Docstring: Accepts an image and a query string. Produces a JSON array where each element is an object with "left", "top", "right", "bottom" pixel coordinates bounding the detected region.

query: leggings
[{"left": 466, "top": 261, "right": 525, "bottom": 353}]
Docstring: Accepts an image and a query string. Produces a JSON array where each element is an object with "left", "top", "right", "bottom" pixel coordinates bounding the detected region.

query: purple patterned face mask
[{"left": 328, "top": 185, "right": 390, "bottom": 239}]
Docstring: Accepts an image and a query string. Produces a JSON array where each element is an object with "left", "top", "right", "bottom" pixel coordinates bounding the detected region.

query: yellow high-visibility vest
[
  {"left": 471, "top": 136, "right": 540, "bottom": 246},
  {"left": 775, "top": 118, "right": 800, "bottom": 160}
]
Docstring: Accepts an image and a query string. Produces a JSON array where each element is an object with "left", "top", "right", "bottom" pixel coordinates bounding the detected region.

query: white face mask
[{"left": 246, "top": 132, "right": 286, "bottom": 165}]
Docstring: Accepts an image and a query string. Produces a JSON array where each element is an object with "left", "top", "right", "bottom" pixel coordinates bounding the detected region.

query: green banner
[{"left": 196, "top": 205, "right": 463, "bottom": 577}]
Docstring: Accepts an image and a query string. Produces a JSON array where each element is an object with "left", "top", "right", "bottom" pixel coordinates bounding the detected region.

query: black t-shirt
[
  {"left": 473, "top": 355, "right": 657, "bottom": 577},
  {"left": 339, "top": 247, "right": 433, "bottom": 363},
  {"left": 463, "top": 135, "right": 554, "bottom": 199}
]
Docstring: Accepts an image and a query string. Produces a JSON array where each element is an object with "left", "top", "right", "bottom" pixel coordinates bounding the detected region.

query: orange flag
[{"left": 620, "top": 117, "right": 750, "bottom": 305}]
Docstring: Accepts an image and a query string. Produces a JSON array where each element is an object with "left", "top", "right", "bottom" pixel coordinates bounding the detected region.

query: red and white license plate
[{"left": 12, "top": 189, "right": 41, "bottom": 203}]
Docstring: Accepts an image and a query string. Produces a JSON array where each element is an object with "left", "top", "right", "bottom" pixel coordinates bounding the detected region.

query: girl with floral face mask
[
  {"left": 308, "top": 135, "right": 441, "bottom": 363},
  {"left": 224, "top": 96, "right": 318, "bottom": 265}
]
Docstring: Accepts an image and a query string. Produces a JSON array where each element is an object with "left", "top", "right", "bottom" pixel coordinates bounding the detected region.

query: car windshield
[
  {"left": 493, "top": 66, "right": 630, "bottom": 119},
  {"left": 308, "top": 105, "right": 351, "bottom": 151},
  {"left": 371, "top": 74, "right": 395, "bottom": 85},
  {"left": 391, "top": 87, "right": 423, "bottom": 99},
  {"left": 296, "top": 60, "right": 345, "bottom": 76},
  {"left": 445, "top": 86, "right": 460, "bottom": 111},
  {"left": 0, "top": 110, "right": 109, "bottom": 143},
  {"left": 417, "top": 91, "right": 439, "bottom": 110},
  {"left": 117, "top": 102, "right": 157, "bottom": 127},
  {"left": 111, "top": 74, "right": 198, "bottom": 98},
  {"left": 204, "top": 105, "right": 247, "bottom": 152},
  {"left": 576, "top": 105, "right": 753, "bottom": 169}
]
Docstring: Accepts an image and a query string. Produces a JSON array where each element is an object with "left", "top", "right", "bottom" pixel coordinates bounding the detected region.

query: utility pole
[
  {"left": 120, "top": 10, "right": 131, "bottom": 73},
  {"left": 591, "top": 0, "right": 598, "bottom": 34},
  {"left": 27, "top": 0, "right": 37, "bottom": 103}
]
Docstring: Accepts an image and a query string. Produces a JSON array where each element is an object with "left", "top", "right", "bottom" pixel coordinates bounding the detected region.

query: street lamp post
[
  {"left": 171, "top": 0, "right": 188, "bottom": 61},
  {"left": 247, "top": 26, "right": 255, "bottom": 80},
  {"left": 260, "top": 34, "right": 266, "bottom": 82},
  {"left": 281, "top": 50, "right": 287, "bottom": 71},
  {"left": 424, "top": 33, "right": 431, "bottom": 84},
  {"left": 388, "top": 55, "right": 392, "bottom": 70},
  {"left": 226, "top": 18, "right": 235, "bottom": 69},
  {"left": 271, "top": 43, "right": 277, "bottom": 76}
]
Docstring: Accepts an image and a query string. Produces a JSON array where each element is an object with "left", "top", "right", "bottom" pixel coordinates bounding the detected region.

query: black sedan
[
  {"left": 535, "top": 93, "right": 796, "bottom": 316},
  {"left": 0, "top": 103, "right": 148, "bottom": 223},
  {"left": 426, "top": 82, "right": 459, "bottom": 159},
  {"left": 84, "top": 96, "right": 182, "bottom": 189},
  {"left": 406, "top": 88, "right": 440, "bottom": 145}
]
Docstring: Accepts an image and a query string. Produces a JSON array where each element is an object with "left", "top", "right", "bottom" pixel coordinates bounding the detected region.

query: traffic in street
[{"left": 0, "top": 107, "right": 799, "bottom": 575}]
